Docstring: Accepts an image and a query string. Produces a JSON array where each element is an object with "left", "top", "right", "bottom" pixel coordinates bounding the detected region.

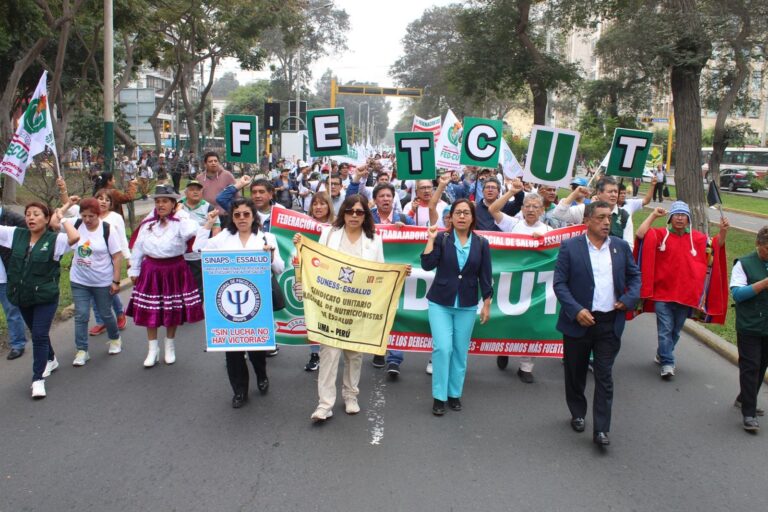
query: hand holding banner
[{"left": 296, "top": 236, "right": 408, "bottom": 355}]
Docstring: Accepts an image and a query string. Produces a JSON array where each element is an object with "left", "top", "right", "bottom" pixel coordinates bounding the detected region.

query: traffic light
[
  {"left": 163, "top": 120, "right": 171, "bottom": 132},
  {"left": 264, "top": 102, "right": 280, "bottom": 131}
]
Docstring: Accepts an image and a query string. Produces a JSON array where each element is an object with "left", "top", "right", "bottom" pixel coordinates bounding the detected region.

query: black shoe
[
  {"left": 257, "top": 377, "right": 269, "bottom": 394},
  {"left": 571, "top": 417, "right": 586, "bottom": 432},
  {"left": 386, "top": 362, "right": 400, "bottom": 379},
  {"left": 305, "top": 353, "right": 319, "bottom": 372},
  {"left": 432, "top": 399, "right": 446, "bottom": 416},
  {"left": 447, "top": 397, "right": 462, "bottom": 411},
  {"left": 266, "top": 347, "right": 280, "bottom": 357},
  {"left": 372, "top": 355, "right": 385, "bottom": 368},
  {"left": 517, "top": 368, "right": 534, "bottom": 384},
  {"left": 743, "top": 416, "right": 760, "bottom": 433},
  {"left": 734, "top": 399, "right": 765, "bottom": 417},
  {"left": 496, "top": 356, "right": 509, "bottom": 370},
  {"left": 232, "top": 393, "right": 247, "bottom": 408},
  {"left": 6, "top": 348, "right": 24, "bottom": 360},
  {"left": 593, "top": 432, "right": 610, "bottom": 446}
]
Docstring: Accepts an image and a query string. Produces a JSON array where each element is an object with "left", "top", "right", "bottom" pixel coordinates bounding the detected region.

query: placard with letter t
[{"left": 394, "top": 132, "right": 436, "bottom": 179}]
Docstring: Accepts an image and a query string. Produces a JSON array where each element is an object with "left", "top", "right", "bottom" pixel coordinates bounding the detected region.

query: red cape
[{"left": 631, "top": 227, "right": 728, "bottom": 324}]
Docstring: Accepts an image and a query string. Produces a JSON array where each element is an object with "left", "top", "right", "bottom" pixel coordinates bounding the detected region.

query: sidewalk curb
[
  {"left": 683, "top": 319, "right": 768, "bottom": 384},
  {"left": 56, "top": 278, "right": 134, "bottom": 321},
  {"left": 721, "top": 206, "right": 768, "bottom": 220}
]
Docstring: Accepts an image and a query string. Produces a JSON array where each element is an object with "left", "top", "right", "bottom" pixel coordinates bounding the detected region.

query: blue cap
[
  {"left": 571, "top": 177, "right": 588, "bottom": 187},
  {"left": 667, "top": 200, "right": 691, "bottom": 223}
]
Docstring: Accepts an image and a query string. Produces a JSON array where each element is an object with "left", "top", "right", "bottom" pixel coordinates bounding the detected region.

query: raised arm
[
  {"left": 636, "top": 206, "right": 666, "bottom": 240},
  {"left": 489, "top": 179, "right": 523, "bottom": 222}
]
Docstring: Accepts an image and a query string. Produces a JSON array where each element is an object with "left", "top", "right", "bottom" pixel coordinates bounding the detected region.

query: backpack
[{"left": 74, "top": 219, "right": 111, "bottom": 248}]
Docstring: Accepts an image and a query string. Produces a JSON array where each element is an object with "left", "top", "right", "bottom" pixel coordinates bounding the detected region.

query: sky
[{"left": 218, "top": 0, "right": 458, "bottom": 129}]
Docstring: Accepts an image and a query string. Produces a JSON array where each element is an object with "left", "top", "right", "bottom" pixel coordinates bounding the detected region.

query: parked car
[{"left": 719, "top": 168, "right": 757, "bottom": 192}]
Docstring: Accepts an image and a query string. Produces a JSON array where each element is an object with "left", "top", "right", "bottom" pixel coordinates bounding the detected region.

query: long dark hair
[
  {"left": 92, "top": 172, "right": 113, "bottom": 194},
  {"left": 450, "top": 198, "right": 477, "bottom": 233},
  {"left": 226, "top": 198, "right": 262, "bottom": 235},
  {"left": 332, "top": 194, "right": 375, "bottom": 239}
]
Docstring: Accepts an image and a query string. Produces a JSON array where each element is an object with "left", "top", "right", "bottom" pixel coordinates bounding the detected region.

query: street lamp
[
  {"left": 358, "top": 102, "right": 369, "bottom": 143},
  {"left": 296, "top": 3, "right": 333, "bottom": 129}
]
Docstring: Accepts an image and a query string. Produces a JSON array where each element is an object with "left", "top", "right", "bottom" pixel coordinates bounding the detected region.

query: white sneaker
[
  {"left": 311, "top": 408, "right": 333, "bottom": 422},
  {"left": 73, "top": 350, "right": 90, "bottom": 366},
  {"left": 426, "top": 360, "right": 433, "bottom": 375},
  {"left": 108, "top": 338, "right": 122, "bottom": 355},
  {"left": 345, "top": 398, "right": 360, "bottom": 415},
  {"left": 31, "top": 379, "right": 46, "bottom": 399},
  {"left": 42, "top": 357, "right": 59, "bottom": 378},
  {"left": 661, "top": 365, "right": 675, "bottom": 380}
]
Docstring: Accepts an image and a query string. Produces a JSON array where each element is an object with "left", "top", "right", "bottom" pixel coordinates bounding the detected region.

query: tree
[
  {"left": 211, "top": 71, "right": 240, "bottom": 99},
  {"left": 452, "top": 0, "right": 579, "bottom": 125}
]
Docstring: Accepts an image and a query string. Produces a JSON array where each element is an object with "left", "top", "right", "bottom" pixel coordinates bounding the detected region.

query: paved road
[{"left": 1, "top": 296, "right": 766, "bottom": 511}]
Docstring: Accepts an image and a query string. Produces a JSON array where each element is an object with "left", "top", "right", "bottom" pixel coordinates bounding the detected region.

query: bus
[{"left": 701, "top": 147, "right": 768, "bottom": 177}]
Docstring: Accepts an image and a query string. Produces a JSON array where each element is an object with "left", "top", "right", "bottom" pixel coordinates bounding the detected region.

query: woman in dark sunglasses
[
  {"left": 295, "top": 194, "right": 384, "bottom": 422},
  {"left": 193, "top": 198, "right": 285, "bottom": 409}
]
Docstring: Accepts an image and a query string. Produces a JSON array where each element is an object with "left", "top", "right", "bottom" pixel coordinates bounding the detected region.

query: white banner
[
  {"left": 0, "top": 71, "right": 58, "bottom": 184},
  {"left": 434, "top": 109, "right": 462, "bottom": 171},
  {"left": 412, "top": 115, "right": 441, "bottom": 144},
  {"left": 500, "top": 138, "right": 523, "bottom": 179}
]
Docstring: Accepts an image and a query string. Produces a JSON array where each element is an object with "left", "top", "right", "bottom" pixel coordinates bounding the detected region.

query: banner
[
  {"left": 434, "top": 109, "right": 463, "bottom": 171},
  {"left": 224, "top": 114, "right": 259, "bottom": 164},
  {"left": 500, "top": 138, "right": 524, "bottom": 179},
  {"left": 296, "top": 237, "right": 408, "bottom": 355},
  {"left": 394, "top": 131, "right": 436, "bottom": 179},
  {"left": 459, "top": 117, "right": 503, "bottom": 168},
  {"left": 605, "top": 128, "right": 653, "bottom": 179},
  {"left": 412, "top": 115, "right": 441, "bottom": 144},
  {"left": 307, "top": 108, "right": 348, "bottom": 157},
  {"left": 270, "top": 208, "right": 586, "bottom": 357},
  {"left": 201, "top": 250, "right": 276, "bottom": 351},
  {"left": 0, "top": 71, "right": 58, "bottom": 184},
  {"left": 523, "top": 125, "right": 580, "bottom": 189}
]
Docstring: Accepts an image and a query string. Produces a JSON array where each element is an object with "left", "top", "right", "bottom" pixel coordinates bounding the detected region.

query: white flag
[
  {"left": 0, "top": 72, "right": 58, "bottom": 184},
  {"left": 435, "top": 109, "right": 462, "bottom": 171},
  {"left": 599, "top": 150, "right": 610, "bottom": 170},
  {"left": 412, "top": 115, "right": 441, "bottom": 144},
  {"left": 500, "top": 138, "right": 523, "bottom": 179}
]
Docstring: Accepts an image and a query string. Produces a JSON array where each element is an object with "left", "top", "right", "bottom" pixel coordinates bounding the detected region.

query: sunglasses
[
  {"left": 344, "top": 208, "right": 366, "bottom": 217},
  {"left": 233, "top": 211, "right": 253, "bottom": 219}
]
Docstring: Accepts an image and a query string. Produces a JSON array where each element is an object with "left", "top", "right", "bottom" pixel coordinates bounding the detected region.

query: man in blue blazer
[{"left": 554, "top": 200, "right": 641, "bottom": 447}]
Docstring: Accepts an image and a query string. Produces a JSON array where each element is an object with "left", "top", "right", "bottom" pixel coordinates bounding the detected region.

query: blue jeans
[
  {"left": 386, "top": 350, "right": 404, "bottom": 365},
  {"left": 655, "top": 301, "right": 691, "bottom": 367},
  {"left": 428, "top": 301, "right": 477, "bottom": 401},
  {"left": 72, "top": 283, "right": 120, "bottom": 351},
  {"left": 92, "top": 293, "right": 123, "bottom": 325},
  {"left": 0, "top": 282, "right": 28, "bottom": 350},
  {"left": 19, "top": 301, "right": 58, "bottom": 381}
]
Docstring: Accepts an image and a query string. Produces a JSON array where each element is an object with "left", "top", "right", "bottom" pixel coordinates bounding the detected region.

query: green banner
[
  {"left": 306, "top": 108, "right": 348, "bottom": 157},
  {"left": 606, "top": 128, "right": 653, "bottom": 178},
  {"left": 459, "top": 117, "right": 503, "bottom": 168},
  {"left": 394, "top": 131, "right": 436, "bottom": 179},
  {"left": 224, "top": 114, "right": 259, "bottom": 164},
  {"left": 270, "top": 207, "right": 586, "bottom": 357}
]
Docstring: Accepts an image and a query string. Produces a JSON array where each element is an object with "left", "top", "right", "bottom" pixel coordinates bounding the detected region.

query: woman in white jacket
[
  {"left": 294, "top": 193, "right": 384, "bottom": 422},
  {"left": 194, "top": 198, "right": 285, "bottom": 409}
]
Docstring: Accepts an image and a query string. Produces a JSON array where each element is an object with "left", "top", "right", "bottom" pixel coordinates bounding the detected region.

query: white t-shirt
[
  {"left": 403, "top": 200, "right": 447, "bottom": 227},
  {"left": 69, "top": 220, "right": 123, "bottom": 287},
  {"left": 496, "top": 213, "right": 552, "bottom": 235},
  {"left": 102, "top": 211, "right": 130, "bottom": 258},
  {"left": 0, "top": 226, "right": 72, "bottom": 283}
]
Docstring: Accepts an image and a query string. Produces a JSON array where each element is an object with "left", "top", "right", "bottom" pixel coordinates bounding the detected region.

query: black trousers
[
  {"left": 171, "top": 172, "right": 182, "bottom": 194},
  {"left": 736, "top": 332, "right": 768, "bottom": 417},
  {"left": 653, "top": 182, "right": 665, "bottom": 202},
  {"left": 563, "top": 311, "right": 621, "bottom": 433},
  {"left": 186, "top": 259, "right": 203, "bottom": 300},
  {"left": 226, "top": 351, "right": 267, "bottom": 396}
]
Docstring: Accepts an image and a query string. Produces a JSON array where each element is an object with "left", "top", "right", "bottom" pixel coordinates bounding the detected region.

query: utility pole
[{"left": 103, "top": 0, "right": 115, "bottom": 174}]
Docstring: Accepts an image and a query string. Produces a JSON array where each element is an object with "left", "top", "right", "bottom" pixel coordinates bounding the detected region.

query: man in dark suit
[{"left": 554, "top": 200, "right": 641, "bottom": 447}]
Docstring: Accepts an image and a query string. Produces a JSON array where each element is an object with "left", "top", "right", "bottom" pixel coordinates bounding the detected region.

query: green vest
[
  {"left": 734, "top": 252, "right": 768, "bottom": 336},
  {"left": 7, "top": 229, "right": 61, "bottom": 307}
]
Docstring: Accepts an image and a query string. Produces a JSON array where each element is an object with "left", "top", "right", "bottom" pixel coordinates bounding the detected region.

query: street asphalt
[{"left": 1, "top": 295, "right": 767, "bottom": 512}]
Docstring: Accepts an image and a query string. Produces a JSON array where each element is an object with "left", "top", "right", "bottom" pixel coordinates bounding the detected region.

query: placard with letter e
[
  {"left": 522, "top": 125, "right": 580, "bottom": 189},
  {"left": 201, "top": 250, "right": 275, "bottom": 352},
  {"left": 225, "top": 115, "right": 259, "bottom": 164},
  {"left": 307, "top": 108, "right": 348, "bottom": 157},
  {"left": 459, "top": 117, "right": 503, "bottom": 168},
  {"left": 394, "top": 132, "right": 436, "bottom": 179},
  {"left": 605, "top": 128, "right": 654, "bottom": 178}
]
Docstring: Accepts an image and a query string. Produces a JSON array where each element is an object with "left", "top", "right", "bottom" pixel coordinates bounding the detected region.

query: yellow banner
[{"left": 297, "top": 236, "right": 408, "bottom": 355}]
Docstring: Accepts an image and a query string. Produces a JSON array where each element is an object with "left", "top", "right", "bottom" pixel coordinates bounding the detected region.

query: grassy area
[{"left": 630, "top": 209, "right": 756, "bottom": 346}]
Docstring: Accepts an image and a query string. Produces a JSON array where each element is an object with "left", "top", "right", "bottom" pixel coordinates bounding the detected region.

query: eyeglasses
[
  {"left": 344, "top": 208, "right": 366, "bottom": 217},
  {"left": 233, "top": 211, "right": 252, "bottom": 219},
  {"left": 522, "top": 204, "right": 542, "bottom": 209},
  {"left": 453, "top": 210, "right": 472, "bottom": 217},
  {"left": 417, "top": 186, "right": 433, "bottom": 191}
]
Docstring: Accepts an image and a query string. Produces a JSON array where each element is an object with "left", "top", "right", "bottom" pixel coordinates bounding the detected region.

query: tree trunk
[
  {"left": 531, "top": 83, "right": 548, "bottom": 126},
  {"left": 147, "top": 73, "right": 180, "bottom": 153},
  {"left": 670, "top": 64, "right": 708, "bottom": 233}
]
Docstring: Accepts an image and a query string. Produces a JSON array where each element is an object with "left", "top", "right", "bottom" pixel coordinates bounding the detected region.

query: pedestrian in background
[
  {"left": 0, "top": 203, "right": 29, "bottom": 360},
  {"left": 730, "top": 226, "right": 768, "bottom": 433},
  {"left": 421, "top": 199, "right": 492, "bottom": 416}
]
